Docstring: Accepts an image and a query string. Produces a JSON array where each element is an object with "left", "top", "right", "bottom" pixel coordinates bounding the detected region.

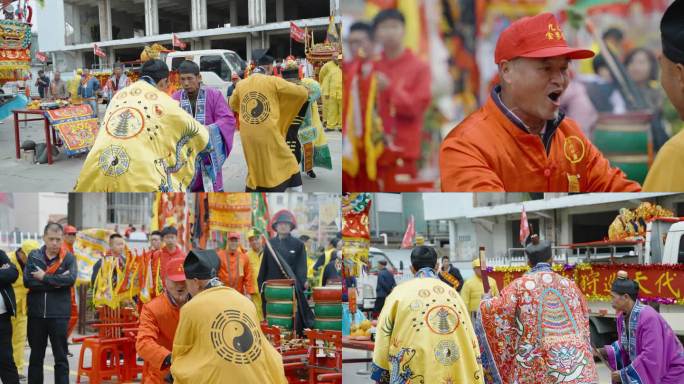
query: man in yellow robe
[
  {"left": 246, "top": 230, "right": 264, "bottom": 321},
  {"left": 460, "top": 257, "right": 499, "bottom": 318},
  {"left": 171, "top": 249, "right": 286, "bottom": 384},
  {"left": 371, "top": 246, "right": 483, "bottom": 384},
  {"left": 74, "top": 59, "right": 209, "bottom": 192},
  {"left": 322, "top": 54, "right": 343, "bottom": 131},
  {"left": 8, "top": 240, "right": 40, "bottom": 379},
  {"left": 229, "top": 51, "right": 309, "bottom": 191},
  {"left": 318, "top": 54, "right": 336, "bottom": 128}
]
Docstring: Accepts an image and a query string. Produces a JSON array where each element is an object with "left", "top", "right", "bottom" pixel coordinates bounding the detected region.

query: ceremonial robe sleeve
[
  {"left": 371, "top": 290, "right": 399, "bottom": 383},
  {"left": 479, "top": 279, "right": 520, "bottom": 380},
  {"left": 229, "top": 88, "right": 240, "bottom": 114},
  {"left": 170, "top": 304, "right": 196, "bottom": 382},
  {"left": 209, "top": 90, "right": 237, "bottom": 153},
  {"left": 618, "top": 311, "right": 667, "bottom": 384},
  {"left": 136, "top": 302, "right": 171, "bottom": 371},
  {"left": 440, "top": 135, "right": 506, "bottom": 191}
]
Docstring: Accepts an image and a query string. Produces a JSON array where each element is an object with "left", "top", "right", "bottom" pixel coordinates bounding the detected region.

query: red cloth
[
  {"left": 374, "top": 49, "right": 431, "bottom": 161},
  {"left": 152, "top": 246, "right": 185, "bottom": 287},
  {"left": 439, "top": 95, "right": 642, "bottom": 192},
  {"left": 136, "top": 294, "right": 180, "bottom": 384},
  {"left": 217, "top": 249, "right": 255, "bottom": 295}
]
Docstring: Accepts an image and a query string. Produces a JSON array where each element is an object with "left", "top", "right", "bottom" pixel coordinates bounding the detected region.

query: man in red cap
[
  {"left": 136, "top": 257, "right": 188, "bottom": 384},
  {"left": 440, "top": 13, "right": 641, "bottom": 192},
  {"left": 217, "top": 232, "right": 255, "bottom": 298},
  {"left": 152, "top": 227, "right": 184, "bottom": 287}
]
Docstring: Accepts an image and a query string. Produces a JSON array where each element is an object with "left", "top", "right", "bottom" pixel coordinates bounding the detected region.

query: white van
[{"left": 165, "top": 49, "right": 245, "bottom": 98}]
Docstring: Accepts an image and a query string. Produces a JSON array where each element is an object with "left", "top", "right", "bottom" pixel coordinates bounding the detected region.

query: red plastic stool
[
  {"left": 76, "top": 337, "right": 126, "bottom": 383},
  {"left": 119, "top": 336, "right": 143, "bottom": 381}
]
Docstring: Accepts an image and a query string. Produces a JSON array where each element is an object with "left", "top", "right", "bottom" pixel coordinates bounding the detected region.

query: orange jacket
[
  {"left": 136, "top": 293, "right": 180, "bottom": 384},
  {"left": 152, "top": 246, "right": 185, "bottom": 287},
  {"left": 217, "top": 249, "right": 255, "bottom": 295},
  {"left": 440, "top": 92, "right": 641, "bottom": 192}
]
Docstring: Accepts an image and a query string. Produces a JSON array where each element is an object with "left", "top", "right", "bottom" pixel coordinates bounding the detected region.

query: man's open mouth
[{"left": 547, "top": 90, "right": 562, "bottom": 103}]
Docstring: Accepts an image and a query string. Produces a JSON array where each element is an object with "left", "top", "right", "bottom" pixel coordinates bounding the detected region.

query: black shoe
[{"left": 307, "top": 170, "right": 316, "bottom": 178}]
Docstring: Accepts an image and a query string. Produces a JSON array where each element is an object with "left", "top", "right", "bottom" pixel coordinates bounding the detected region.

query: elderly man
[
  {"left": 440, "top": 13, "right": 641, "bottom": 192},
  {"left": 170, "top": 249, "right": 286, "bottom": 384},
  {"left": 136, "top": 258, "right": 189, "bottom": 383},
  {"left": 77, "top": 68, "right": 100, "bottom": 117},
  {"left": 643, "top": 0, "right": 684, "bottom": 191},
  {"left": 172, "top": 60, "right": 236, "bottom": 192},
  {"left": 479, "top": 238, "right": 598, "bottom": 383},
  {"left": 104, "top": 63, "right": 130, "bottom": 101},
  {"left": 49, "top": 72, "right": 69, "bottom": 99}
]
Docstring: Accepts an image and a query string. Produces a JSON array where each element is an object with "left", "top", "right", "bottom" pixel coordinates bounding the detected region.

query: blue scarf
[{"left": 528, "top": 262, "right": 552, "bottom": 274}]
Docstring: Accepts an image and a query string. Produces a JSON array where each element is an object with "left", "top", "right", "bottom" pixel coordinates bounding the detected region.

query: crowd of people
[
  {"left": 0, "top": 210, "right": 344, "bottom": 384},
  {"left": 369, "top": 237, "right": 684, "bottom": 384}
]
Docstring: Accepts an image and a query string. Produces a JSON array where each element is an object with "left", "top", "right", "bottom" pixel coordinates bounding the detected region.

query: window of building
[{"left": 106, "top": 193, "right": 152, "bottom": 226}]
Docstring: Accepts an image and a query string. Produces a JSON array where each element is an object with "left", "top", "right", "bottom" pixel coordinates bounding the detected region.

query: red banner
[
  {"left": 93, "top": 44, "right": 106, "bottom": 58},
  {"left": 489, "top": 263, "right": 684, "bottom": 304},
  {"left": 290, "top": 21, "right": 306, "bottom": 43},
  {"left": 172, "top": 33, "right": 187, "bottom": 50},
  {"left": 35, "top": 51, "right": 47, "bottom": 62}
]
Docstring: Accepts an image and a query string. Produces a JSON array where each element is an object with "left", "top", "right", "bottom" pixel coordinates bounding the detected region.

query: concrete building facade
[{"left": 36, "top": 0, "right": 339, "bottom": 71}]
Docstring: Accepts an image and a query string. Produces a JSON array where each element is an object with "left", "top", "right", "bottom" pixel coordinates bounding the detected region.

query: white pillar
[
  {"left": 98, "top": 0, "right": 112, "bottom": 41},
  {"left": 246, "top": 34, "right": 252, "bottom": 61},
  {"left": 191, "top": 0, "right": 207, "bottom": 31},
  {"left": 275, "top": 0, "right": 284, "bottom": 22},
  {"left": 248, "top": 0, "right": 266, "bottom": 26},
  {"left": 448, "top": 219, "right": 457, "bottom": 260},
  {"left": 144, "top": 0, "right": 159, "bottom": 36},
  {"left": 229, "top": 0, "right": 238, "bottom": 27}
]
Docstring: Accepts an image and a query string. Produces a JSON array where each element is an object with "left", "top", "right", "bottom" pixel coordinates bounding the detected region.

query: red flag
[
  {"left": 36, "top": 52, "right": 48, "bottom": 62},
  {"left": 93, "top": 44, "right": 106, "bottom": 58},
  {"left": 172, "top": 33, "right": 187, "bottom": 50},
  {"left": 520, "top": 206, "right": 530, "bottom": 245},
  {"left": 400, "top": 215, "right": 415, "bottom": 249},
  {"left": 290, "top": 21, "right": 305, "bottom": 43}
]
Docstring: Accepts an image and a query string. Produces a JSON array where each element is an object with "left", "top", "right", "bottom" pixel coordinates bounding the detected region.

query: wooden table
[{"left": 12, "top": 109, "right": 57, "bottom": 164}]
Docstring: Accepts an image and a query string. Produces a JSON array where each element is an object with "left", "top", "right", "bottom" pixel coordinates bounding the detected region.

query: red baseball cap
[
  {"left": 64, "top": 225, "right": 77, "bottom": 235},
  {"left": 166, "top": 257, "right": 186, "bottom": 282},
  {"left": 495, "top": 13, "right": 595, "bottom": 64},
  {"left": 228, "top": 232, "right": 240, "bottom": 239}
]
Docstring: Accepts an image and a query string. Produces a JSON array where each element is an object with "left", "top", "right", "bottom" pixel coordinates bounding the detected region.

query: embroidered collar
[
  {"left": 140, "top": 76, "right": 156, "bottom": 86},
  {"left": 179, "top": 87, "right": 207, "bottom": 124},
  {"left": 415, "top": 267, "right": 437, "bottom": 279},
  {"left": 528, "top": 262, "right": 552, "bottom": 274}
]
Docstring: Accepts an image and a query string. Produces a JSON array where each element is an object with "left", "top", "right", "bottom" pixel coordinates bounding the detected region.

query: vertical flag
[
  {"left": 252, "top": 192, "right": 273, "bottom": 238},
  {"left": 93, "top": 44, "right": 106, "bottom": 58},
  {"left": 400, "top": 215, "right": 415, "bottom": 249},
  {"left": 290, "top": 21, "right": 306, "bottom": 43},
  {"left": 520, "top": 206, "right": 530, "bottom": 245},
  {"left": 325, "top": 15, "right": 339, "bottom": 43},
  {"left": 172, "top": 33, "right": 187, "bottom": 49}
]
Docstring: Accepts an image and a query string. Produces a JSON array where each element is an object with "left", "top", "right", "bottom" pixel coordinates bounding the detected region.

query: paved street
[
  {"left": 14, "top": 331, "right": 141, "bottom": 383},
  {"left": 0, "top": 105, "right": 341, "bottom": 192},
  {"left": 342, "top": 348, "right": 614, "bottom": 383}
]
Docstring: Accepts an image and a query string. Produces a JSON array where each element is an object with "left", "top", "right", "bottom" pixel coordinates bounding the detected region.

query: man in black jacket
[
  {"left": 374, "top": 259, "right": 396, "bottom": 317},
  {"left": 23, "top": 223, "right": 77, "bottom": 384},
  {"left": 0, "top": 249, "right": 20, "bottom": 384},
  {"left": 438, "top": 255, "right": 464, "bottom": 292}
]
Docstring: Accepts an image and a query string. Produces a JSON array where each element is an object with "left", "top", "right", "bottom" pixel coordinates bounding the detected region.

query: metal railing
[{"left": 0, "top": 231, "right": 43, "bottom": 251}]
